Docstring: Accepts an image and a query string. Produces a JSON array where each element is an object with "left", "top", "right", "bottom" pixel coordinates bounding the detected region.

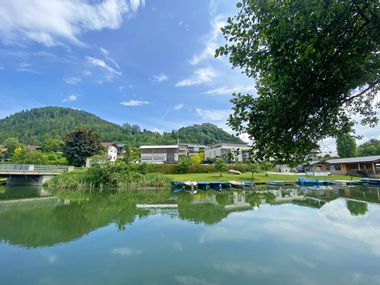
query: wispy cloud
[
  {"left": 203, "top": 85, "right": 256, "bottom": 96},
  {"left": 16, "top": 62, "right": 38, "bottom": 73},
  {"left": 0, "top": 0, "right": 145, "bottom": 46},
  {"left": 120, "top": 100, "right": 149, "bottom": 106},
  {"left": 63, "top": 77, "right": 81, "bottom": 85},
  {"left": 176, "top": 67, "right": 217, "bottom": 87},
  {"left": 86, "top": 56, "right": 121, "bottom": 76},
  {"left": 174, "top": 103, "right": 184, "bottom": 111},
  {"left": 196, "top": 107, "right": 229, "bottom": 122},
  {"left": 62, "top": 94, "right": 77, "bottom": 102},
  {"left": 111, "top": 247, "right": 142, "bottom": 256},
  {"left": 175, "top": 275, "right": 216, "bottom": 285},
  {"left": 189, "top": 15, "right": 226, "bottom": 65},
  {"left": 172, "top": 241, "right": 184, "bottom": 252},
  {"left": 151, "top": 73, "right": 168, "bottom": 83}
]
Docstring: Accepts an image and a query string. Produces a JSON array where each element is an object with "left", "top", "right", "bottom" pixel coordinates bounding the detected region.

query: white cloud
[
  {"left": 176, "top": 67, "right": 217, "bottom": 87},
  {"left": 189, "top": 15, "right": 226, "bottom": 65},
  {"left": 151, "top": 128, "right": 163, "bottom": 134},
  {"left": 213, "top": 262, "right": 274, "bottom": 275},
  {"left": 152, "top": 73, "right": 168, "bottom": 83},
  {"left": 120, "top": 100, "right": 149, "bottom": 106},
  {"left": 111, "top": 247, "right": 142, "bottom": 256},
  {"left": 42, "top": 253, "right": 57, "bottom": 264},
  {"left": 172, "top": 241, "right": 184, "bottom": 252},
  {"left": 175, "top": 275, "right": 216, "bottom": 285},
  {"left": 196, "top": 108, "right": 230, "bottom": 122},
  {"left": 62, "top": 94, "right": 77, "bottom": 102},
  {"left": 86, "top": 56, "right": 121, "bottom": 76},
  {"left": 130, "top": 0, "right": 145, "bottom": 12},
  {"left": 203, "top": 85, "right": 256, "bottom": 96},
  {"left": 0, "top": 0, "right": 145, "bottom": 46},
  {"left": 174, "top": 103, "right": 184, "bottom": 111},
  {"left": 63, "top": 76, "right": 81, "bottom": 85},
  {"left": 16, "top": 62, "right": 38, "bottom": 73}
]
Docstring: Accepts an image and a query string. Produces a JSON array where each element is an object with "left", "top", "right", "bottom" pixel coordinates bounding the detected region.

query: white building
[
  {"left": 107, "top": 145, "right": 118, "bottom": 162},
  {"left": 140, "top": 145, "right": 180, "bottom": 164},
  {"left": 205, "top": 143, "right": 252, "bottom": 162}
]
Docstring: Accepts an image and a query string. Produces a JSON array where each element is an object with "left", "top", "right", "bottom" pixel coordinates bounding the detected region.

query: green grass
[{"left": 165, "top": 172, "right": 360, "bottom": 183}]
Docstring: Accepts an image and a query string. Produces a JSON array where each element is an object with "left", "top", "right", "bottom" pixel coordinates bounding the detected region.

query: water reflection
[
  {"left": 1, "top": 186, "right": 380, "bottom": 285},
  {"left": 0, "top": 186, "right": 379, "bottom": 249},
  {"left": 0, "top": 185, "right": 50, "bottom": 200}
]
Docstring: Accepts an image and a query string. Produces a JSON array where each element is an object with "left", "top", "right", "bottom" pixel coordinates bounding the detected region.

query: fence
[{"left": 0, "top": 164, "right": 73, "bottom": 173}]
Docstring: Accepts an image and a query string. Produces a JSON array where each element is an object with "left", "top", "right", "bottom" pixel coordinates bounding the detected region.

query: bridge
[{"left": 0, "top": 164, "right": 74, "bottom": 186}]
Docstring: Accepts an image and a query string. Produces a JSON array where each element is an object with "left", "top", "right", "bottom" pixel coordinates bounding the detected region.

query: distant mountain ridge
[{"left": 0, "top": 107, "right": 243, "bottom": 146}]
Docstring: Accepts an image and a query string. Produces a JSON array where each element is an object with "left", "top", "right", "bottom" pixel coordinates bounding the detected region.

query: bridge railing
[{"left": 0, "top": 164, "right": 73, "bottom": 173}]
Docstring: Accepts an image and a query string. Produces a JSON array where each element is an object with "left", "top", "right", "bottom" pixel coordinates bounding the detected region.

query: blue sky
[
  {"left": 0, "top": 0, "right": 378, "bottom": 153},
  {"left": 0, "top": 0, "right": 255, "bottom": 135}
]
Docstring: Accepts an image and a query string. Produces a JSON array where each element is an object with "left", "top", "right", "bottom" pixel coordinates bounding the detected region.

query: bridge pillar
[{"left": 7, "top": 175, "right": 54, "bottom": 186}]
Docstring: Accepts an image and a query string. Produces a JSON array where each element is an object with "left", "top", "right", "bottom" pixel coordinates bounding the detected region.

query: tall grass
[{"left": 46, "top": 161, "right": 171, "bottom": 193}]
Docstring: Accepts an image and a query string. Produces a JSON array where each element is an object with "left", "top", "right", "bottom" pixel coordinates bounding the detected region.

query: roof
[
  {"left": 180, "top": 143, "right": 206, "bottom": 148},
  {"left": 327, "top": 155, "right": 380, "bottom": 164},
  {"left": 101, "top": 142, "right": 114, "bottom": 148},
  {"left": 140, "top": 145, "right": 179, "bottom": 149},
  {"left": 207, "top": 143, "right": 250, "bottom": 149},
  {"left": 26, "top": 145, "right": 40, "bottom": 151}
]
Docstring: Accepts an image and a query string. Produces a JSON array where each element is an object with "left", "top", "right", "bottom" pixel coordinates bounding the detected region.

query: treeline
[
  {"left": 336, "top": 135, "right": 380, "bottom": 158},
  {"left": 0, "top": 107, "right": 242, "bottom": 146}
]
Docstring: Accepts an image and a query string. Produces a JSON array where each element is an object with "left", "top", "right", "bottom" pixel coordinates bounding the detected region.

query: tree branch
[{"left": 343, "top": 79, "right": 380, "bottom": 103}]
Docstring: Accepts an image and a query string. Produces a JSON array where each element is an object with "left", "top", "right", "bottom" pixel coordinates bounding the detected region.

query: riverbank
[
  {"left": 166, "top": 172, "right": 360, "bottom": 183},
  {"left": 46, "top": 167, "right": 171, "bottom": 192}
]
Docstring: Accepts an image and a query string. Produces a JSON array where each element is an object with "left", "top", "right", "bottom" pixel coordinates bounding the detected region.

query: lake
[{"left": 1, "top": 185, "right": 380, "bottom": 285}]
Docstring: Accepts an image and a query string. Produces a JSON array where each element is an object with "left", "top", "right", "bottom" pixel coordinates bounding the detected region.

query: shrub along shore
[
  {"left": 46, "top": 161, "right": 171, "bottom": 192},
  {"left": 45, "top": 159, "right": 359, "bottom": 193}
]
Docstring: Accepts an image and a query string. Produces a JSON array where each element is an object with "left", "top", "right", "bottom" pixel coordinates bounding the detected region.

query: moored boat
[
  {"left": 197, "top": 182, "right": 210, "bottom": 191},
  {"left": 209, "top": 182, "right": 222, "bottom": 192}
]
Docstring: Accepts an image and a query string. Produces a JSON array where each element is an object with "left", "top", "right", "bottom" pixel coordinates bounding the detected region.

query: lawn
[{"left": 165, "top": 172, "right": 360, "bottom": 183}]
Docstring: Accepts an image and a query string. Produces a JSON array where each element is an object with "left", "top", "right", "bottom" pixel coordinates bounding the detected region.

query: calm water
[{"left": 1, "top": 186, "right": 380, "bottom": 285}]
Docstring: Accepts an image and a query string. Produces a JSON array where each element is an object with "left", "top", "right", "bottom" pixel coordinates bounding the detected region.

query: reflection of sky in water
[{"left": 0, "top": 198, "right": 380, "bottom": 285}]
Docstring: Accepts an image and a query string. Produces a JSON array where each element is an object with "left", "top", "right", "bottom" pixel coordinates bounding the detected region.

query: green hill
[{"left": 0, "top": 107, "right": 243, "bottom": 146}]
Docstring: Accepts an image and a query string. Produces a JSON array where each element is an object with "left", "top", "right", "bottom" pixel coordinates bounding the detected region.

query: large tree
[
  {"left": 336, "top": 135, "right": 357, "bottom": 158},
  {"left": 63, "top": 128, "right": 102, "bottom": 167},
  {"left": 1, "top": 137, "right": 22, "bottom": 157},
  {"left": 358, "top": 139, "right": 380, "bottom": 156},
  {"left": 216, "top": 0, "right": 380, "bottom": 162}
]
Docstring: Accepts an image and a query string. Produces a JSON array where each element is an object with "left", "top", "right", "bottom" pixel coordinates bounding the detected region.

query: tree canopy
[
  {"left": 336, "top": 134, "right": 357, "bottom": 158},
  {"left": 0, "top": 107, "right": 242, "bottom": 146},
  {"left": 358, "top": 139, "right": 380, "bottom": 156},
  {"left": 216, "top": 0, "right": 380, "bottom": 162},
  {"left": 63, "top": 128, "right": 103, "bottom": 167}
]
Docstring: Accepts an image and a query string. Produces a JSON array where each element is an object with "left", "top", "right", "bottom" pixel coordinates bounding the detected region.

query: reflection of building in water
[
  {"left": 191, "top": 194, "right": 219, "bottom": 206},
  {"left": 224, "top": 192, "right": 251, "bottom": 210},
  {"left": 0, "top": 196, "right": 66, "bottom": 213},
  {"left": 2, "top": 186, "right": 51, "bottom": 200},
  {"left": 269, "top": 189, "right": 304, "bottom": 203}
]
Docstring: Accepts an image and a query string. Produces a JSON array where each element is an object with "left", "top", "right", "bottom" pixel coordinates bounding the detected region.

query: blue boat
[
  {"left": 209, "top": 182, "right": 222, "bottom": 192},
  {"left": 297, "top": 177, "right": 320, "bottom": 185},
  {"left": 171, "top": 181, "right": 185, "bottom": 193},
  {"left": 360, "top": 179, "right": 380, "bottom": 186},
  {"left": 197, "top": 182, "right": 209, "bottom": 191},
  {"left": 222, "top": 182, "right": 232, "bottom": 190}
]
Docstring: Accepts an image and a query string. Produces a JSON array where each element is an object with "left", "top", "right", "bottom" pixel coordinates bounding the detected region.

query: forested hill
[{"left": 0, "top": 107, "right": 243, "bottom": 146}]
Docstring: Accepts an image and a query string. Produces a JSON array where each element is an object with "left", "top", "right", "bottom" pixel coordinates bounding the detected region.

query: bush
[
  {"left": 46, "top": 160, "right": 171, "bottom": 191},
  {"left": 177, "top": 156, "right": 193, "bottom": 174}
]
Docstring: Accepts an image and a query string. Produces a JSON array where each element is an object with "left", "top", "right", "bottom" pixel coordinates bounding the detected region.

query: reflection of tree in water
[
  {"left": 177, "top": 192, "right": 274, "bottom": 225},
  {"left": 246, "top": 192, "right": 275, "bottom": 207},
  {"left": 292, "top": 199, "right": 325, "bottom": 209},
  {"left": 346, "top": 200, "right": 368, "bottom": 216},
  {"left": 0, "top": 190, "right": 173, "bottom": 248}
]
